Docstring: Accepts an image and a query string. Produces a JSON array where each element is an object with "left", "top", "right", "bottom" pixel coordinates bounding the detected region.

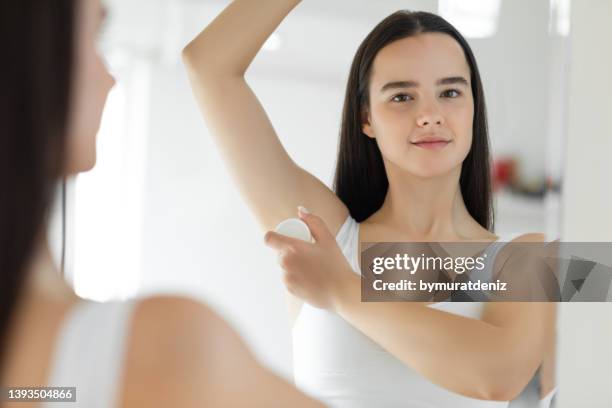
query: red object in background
[{"left": 492, "top": 157, "right": 516, "bottom": 192}]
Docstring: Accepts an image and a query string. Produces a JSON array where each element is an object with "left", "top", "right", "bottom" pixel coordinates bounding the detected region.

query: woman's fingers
[
  {"left": 297, "top": 207, "right": 334, "bottom": 245},
  {"left": 263, "top": 230, "right": 305, "bottom": 252}
]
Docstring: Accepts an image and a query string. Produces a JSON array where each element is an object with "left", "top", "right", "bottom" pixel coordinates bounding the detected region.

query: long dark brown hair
[
  {"left": 0, "top": 1, "right": 75, "bottom": 375},
  {"left": 333, "top": 10, "right": 494, "bottom": 230}
]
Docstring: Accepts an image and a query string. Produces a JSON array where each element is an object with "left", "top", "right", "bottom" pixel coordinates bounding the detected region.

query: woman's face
[
  {"left": 363, "top": 32, "right": 474, "bottom": 179},
  {"left": 65, "top": 0, "right": 115, "bottom": 174}
]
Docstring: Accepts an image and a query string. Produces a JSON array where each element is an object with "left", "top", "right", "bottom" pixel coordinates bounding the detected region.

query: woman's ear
[{"left": 361, "top": 109, "right": 375, "bottom": 139}]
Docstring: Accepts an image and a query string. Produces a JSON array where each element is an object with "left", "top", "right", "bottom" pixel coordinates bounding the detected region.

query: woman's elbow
[
  {"left": 484, "top": 365, "right": 539, "bottom": 401},
  {"left": 484, "top": 385, "right": 523, "bottom": 402},
  {"left": 181, "top": 42, "right": 199, "bottom": 69},
  {"left": 181, "top": 45, "right": 243, "bottom": 82}
]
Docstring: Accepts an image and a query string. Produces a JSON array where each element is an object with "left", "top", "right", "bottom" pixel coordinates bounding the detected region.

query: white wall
[
  {"left": 137, "top": 65, "right": 346, "bottom": 377},
  {"left": 556, "top": 0, "right": 612, "bottom": 406}
]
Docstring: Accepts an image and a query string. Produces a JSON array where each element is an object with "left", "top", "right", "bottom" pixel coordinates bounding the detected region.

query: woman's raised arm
[{"left": 182, "top": 0, "right": 348, "bottom": 234}]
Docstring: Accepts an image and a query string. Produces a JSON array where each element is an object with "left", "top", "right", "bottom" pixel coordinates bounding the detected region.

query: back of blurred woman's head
[
  {"left": 0, "top": 0, "right": 75, "bottom": 372},
  {"left": 0, "top": 0, "right": 114, "bottom": 374}
]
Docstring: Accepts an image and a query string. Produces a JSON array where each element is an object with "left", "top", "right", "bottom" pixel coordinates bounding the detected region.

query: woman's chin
[
  {"left": 404, "top": 165, "right": 457, "bottom": 179},
  {"left": 64, "top": 155, "right": 97, "bottom": 176},
  {"left": 80, "top": 156, "right": 97, "bottom": 173}
]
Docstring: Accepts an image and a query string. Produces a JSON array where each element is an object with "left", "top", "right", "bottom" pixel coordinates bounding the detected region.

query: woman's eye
[
  {"left": 391, "top": 94, "right": 412, "bottom": 103},
  {"left": 441, "top": 89, "right": 461, "bottom": 98}
]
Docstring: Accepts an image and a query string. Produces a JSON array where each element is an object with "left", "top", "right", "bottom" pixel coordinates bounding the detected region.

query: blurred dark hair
[
  {"left": 0, "top": 1, "right": 75, "bottom": 373},
  {"left": 333, "top": 10, "right": 494, "bottom": 230}
]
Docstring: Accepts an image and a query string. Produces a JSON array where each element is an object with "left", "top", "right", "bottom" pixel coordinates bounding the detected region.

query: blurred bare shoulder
[{"left": 117, "top": 295, "right": 324, "bottom": 408}]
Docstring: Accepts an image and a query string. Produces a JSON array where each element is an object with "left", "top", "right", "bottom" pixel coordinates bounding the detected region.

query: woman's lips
[{"left": 411, "top": 141, "right": 450, "bottom": 150}]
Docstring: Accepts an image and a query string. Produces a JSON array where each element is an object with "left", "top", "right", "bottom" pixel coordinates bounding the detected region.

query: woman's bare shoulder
[
  {"left": 118, "top": 295, "right": 254, "bottom": 407},
  {"left": 118, "top": 295, "right": 323, "bottom": 408}
]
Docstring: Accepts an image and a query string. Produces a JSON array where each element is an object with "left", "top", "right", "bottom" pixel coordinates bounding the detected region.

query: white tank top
[
  {"left": 41, "top": 299, "right": 138, "bottom": 408},
  {"left": 293, "top": 215, "right": 536, "bottom": 408}
]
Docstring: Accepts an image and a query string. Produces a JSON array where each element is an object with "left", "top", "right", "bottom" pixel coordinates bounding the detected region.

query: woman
[
  {"left": 183, "top": 0, "right": 557, "bottom": 407},
  {"left": 0, "top": 1, "right": 324, "bottom": 407}
]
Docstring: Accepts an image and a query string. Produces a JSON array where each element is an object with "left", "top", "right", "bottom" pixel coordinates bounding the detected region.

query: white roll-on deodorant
[{"left": 274, "top": 218, "right": 312, "bottom": 242}]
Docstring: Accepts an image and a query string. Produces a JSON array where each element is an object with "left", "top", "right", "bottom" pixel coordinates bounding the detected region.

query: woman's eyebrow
[
  {"left": 380, "top": 76, "right": 469, "bottom": 92},
  {"left": 436, "top": 76, "right": 469, "bottom": 86},
  {"left": 380, "top": 80, "right": 418, "bottom": 93}
]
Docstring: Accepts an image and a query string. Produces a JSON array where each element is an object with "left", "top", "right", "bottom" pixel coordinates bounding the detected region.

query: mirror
[{"left": 52, "top": 0, "right": 578, "bottom": 406}]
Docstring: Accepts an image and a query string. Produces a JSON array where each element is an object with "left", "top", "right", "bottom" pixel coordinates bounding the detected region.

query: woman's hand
[{"left": 264, "top": 207, "right": 357, "bottom": 311}]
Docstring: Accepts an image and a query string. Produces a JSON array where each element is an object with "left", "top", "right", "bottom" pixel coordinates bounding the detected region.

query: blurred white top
[{"left": 42, "top": 299, "right": 138, "bottom": 408}]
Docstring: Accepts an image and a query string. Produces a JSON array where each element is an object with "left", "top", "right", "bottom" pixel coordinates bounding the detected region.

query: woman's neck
[
  {"left": 368, "top": 164, "right": 486, "bottom": 240},
  {"left": 1, "top": 231, "right": 79, "bottom": 387},
  {"left": 23, "top": 231, "right": 78, "bottom": 304}
]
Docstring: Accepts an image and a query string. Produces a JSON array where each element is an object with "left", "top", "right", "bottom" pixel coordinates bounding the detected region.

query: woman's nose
[
  {"left": 416, "top": 112, "right": 444, "bottom": 127},
  {"left": 415, "top": 99, "right": 445, "bottom": 127},
  {"left": 107, "top": 71, "right": 116, "bottom": 89}
]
